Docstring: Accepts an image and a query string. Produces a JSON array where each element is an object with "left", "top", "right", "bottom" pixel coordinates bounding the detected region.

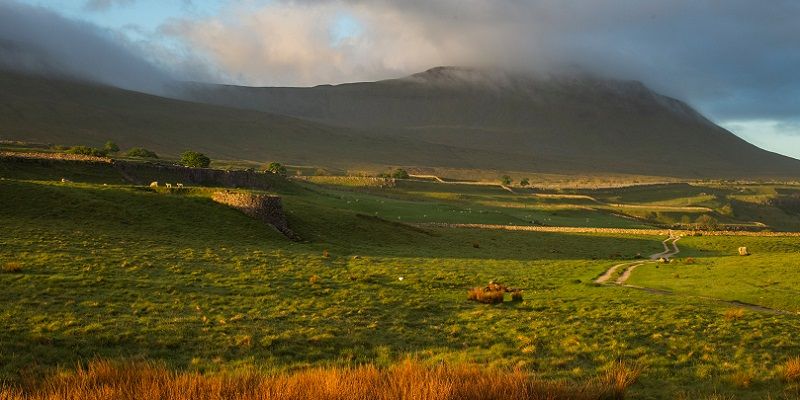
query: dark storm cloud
[
  {"left": 242, "top": 0, "right": 799, "bottom": 122},
  {"left": 0, "top": 1, "right": 173, "bottom": 94},
  {"left": 1, "top": 0, "right": 799, "bottom": 127}
]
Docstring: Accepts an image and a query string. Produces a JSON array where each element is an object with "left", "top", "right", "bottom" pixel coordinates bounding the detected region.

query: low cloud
[
  {"left": 0, "top": 1, "right": 173, "bottom": 94},
  {"left": 162, "top": 0, "right": 800, "bottom": 123}
]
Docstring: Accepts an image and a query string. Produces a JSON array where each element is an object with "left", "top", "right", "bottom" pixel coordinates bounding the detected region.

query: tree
[
  {"left": 103, "top": 141, "right": 120, "bottom": 154},
  {"left": 180, "top": 151, "right": 211, "bottom": 168},
  {"left": 265, "top": 162, "right": 287, "bottom": 176},
  {"left": 391, "top": 168, "right": 410, "bottom": 179},
  {"left": 694, "top": 214, "right": 719, "bottom": 230},
  {"left": 519, "top": 178, "right": 530, "bottom": 187},
  {"left": 500, "top": 175, "right": 512, "bottom": 186},
  {"left": 125, "top": 147, "right": 158, "bottom": 158}
]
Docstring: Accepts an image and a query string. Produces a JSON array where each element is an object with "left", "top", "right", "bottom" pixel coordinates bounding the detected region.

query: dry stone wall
[{"left": 212, "top": 191, "right": 299, "bottom": 240}]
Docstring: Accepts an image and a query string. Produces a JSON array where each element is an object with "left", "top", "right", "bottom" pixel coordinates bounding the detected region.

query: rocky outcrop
[{"left": 212, "top": 191, "right": 299, "bottom": 240}]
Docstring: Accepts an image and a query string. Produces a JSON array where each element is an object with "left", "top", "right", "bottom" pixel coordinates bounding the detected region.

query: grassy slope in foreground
[{"left": 2, "top": 177, "right": 800, "bottom": 398}]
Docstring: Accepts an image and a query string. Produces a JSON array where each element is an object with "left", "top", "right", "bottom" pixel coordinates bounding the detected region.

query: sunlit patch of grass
[
  {"left": 723, "top": 308, "right": 745, "bottom": 321},
  {"left": 0, "top": 359, "right": 635, "bottom": 400},
  {"left": 2, "top": 261, "right": 22, "bottom": 273}
]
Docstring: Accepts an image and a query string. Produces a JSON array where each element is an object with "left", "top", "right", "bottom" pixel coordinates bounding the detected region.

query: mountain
[
  {"left": 176, "top": 66, "right": 800, "bottom": 178},
  {"left": 0, "top": 69, "right": 536, "bottom": 169},
  {"left": 1, "top": 66, "right": 798, "bottom": 178}
]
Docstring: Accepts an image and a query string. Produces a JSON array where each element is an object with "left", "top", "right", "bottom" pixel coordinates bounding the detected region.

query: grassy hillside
[
  {"left": 178, "top": 67, "right": 800, "bottom": 178},
  {"left": 3, "top": 161, "right": 800, "bottom": 398},
  {"left": 0, "top": 70, "right": 539, "bottom": 171}
]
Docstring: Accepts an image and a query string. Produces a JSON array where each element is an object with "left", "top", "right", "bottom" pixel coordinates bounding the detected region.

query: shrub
[
  {"left": 519, "top": 178, "right": 530, "bottom": 187},
  {"left": 391, "top": 168, "right": 410, "bottom": 179},
  {"left": 2, "top": 261, "right": 22, "bottom": 273},
  {"left": 264, "top": 162, "right": 287, "bottom": 176},
  {"left": 66, "top": 146, "right": 107, "bottom": 157},
  {"left": 104, "top": 141, "right": 120, "bottom": 154},
  {"left": 125, "top": 147, "right": 158, "bottom": 158},
  {"left": 782, "top": 356, "right": 800, "bottom": 382},
  {"left": 500, "top": 175, "right": 512, "bottom": 185},
  {"left": 724, "top": 307, "right": 745, "bottom": 321},
  {"left": 180, "top": 151, "right": 211, "bottom": 168},
  {"left": 694, "top": 214, "right": 720, "bottom": 230}
]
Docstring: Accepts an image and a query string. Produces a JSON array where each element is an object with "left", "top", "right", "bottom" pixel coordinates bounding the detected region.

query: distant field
[{"left": 2, "top": 159, "right": 800, "bottom": 399}]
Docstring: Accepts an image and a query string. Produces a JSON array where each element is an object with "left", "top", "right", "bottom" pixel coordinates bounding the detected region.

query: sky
[{"left": 1, "top": 0, "right": 799, "bottom": 159}]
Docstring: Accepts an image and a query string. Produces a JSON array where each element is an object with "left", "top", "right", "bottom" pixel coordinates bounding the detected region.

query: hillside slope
[
  {"left": 178, "top": 67, "right": 800, "bottom": 178},
  {"left": 0, "top": 70, "right": 523, "bottom": 169}
]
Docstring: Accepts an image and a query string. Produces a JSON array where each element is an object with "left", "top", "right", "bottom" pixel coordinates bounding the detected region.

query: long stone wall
[
  {"left": 115, "top": 162, "right": 277, "bottom": 190},
  {"left": 416, "top": 223, "right": 800, "bottom": 237},
  {"left": 212, "top": 191, "right": 299, "bottom": 240}
]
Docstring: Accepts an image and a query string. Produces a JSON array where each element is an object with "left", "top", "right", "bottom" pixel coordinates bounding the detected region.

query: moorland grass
[{"left": 2, "top": 177, "right": 800, "bottom": 398}]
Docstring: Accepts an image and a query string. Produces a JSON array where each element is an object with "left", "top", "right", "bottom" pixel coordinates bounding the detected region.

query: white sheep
[
  {"left": 149, "top": 181, "right": 158, "bottom": 188},
  {"left": 165, "top": 183, "right": 173, "bottom": 188},
  {"left": 176, "top": 183, "right": 184, "bottom": 188},
  {"left": 60, "top": 178, "right": 71, "bottom": 183}
]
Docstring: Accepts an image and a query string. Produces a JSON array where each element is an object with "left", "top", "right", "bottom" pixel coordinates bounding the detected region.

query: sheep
[
  {"left": 165, "top": 183, "right": 173, "bottom": 188},
  {"left": 60, "top": 178, "right": 71, "bottom": 183},
  {"left": 176, "top": 183, "right": 184, "bottom": 188},
  {"left": 149, "top": 181, "right": 158, "bottom": 188},
  {"left": 738, "top": 247, "right": 750, "bottom": 256}
]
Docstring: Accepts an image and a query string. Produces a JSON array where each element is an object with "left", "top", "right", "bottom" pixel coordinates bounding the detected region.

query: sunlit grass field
[{"left": 2, "top": 164, "right": 800, "bottom": 398}]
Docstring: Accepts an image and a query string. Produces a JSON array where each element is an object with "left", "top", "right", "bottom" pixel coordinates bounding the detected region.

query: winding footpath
[{"left": 594, "top": 232, "right": 791, "bottom": 314}]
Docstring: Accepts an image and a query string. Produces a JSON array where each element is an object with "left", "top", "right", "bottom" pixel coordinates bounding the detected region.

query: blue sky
[{"left": 3, "top": 0, "right": 800, "bottom": 159}]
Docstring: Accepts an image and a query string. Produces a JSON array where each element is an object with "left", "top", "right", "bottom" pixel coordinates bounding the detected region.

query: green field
[{"left": 2, "top": 160, "right": 800, "bottom": 399}]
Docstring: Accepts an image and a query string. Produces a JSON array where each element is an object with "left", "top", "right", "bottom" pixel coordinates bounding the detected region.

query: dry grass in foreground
[{"left": 0, "top": 359, "right": 639, "bottom": 400}]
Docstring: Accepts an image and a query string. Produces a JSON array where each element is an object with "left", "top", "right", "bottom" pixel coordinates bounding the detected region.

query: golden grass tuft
[
  {"left": 599, "top": 360, "right": 641, "bottom": 399},
  {"left": 2, "top": 261, "right": 22, "bottom": 273},
  {"left": 782, "top": 356, "right": 800, "bottom": 382},
  {"left": 723, "top": 307, "right": 745, "bottom": 321},
  {"left": 309, "top": 274, "right": 320, "bottom": 285},
  {"left": 729, "top": 369, "right": 754, "bottom": 388},
  {"left": 467, "top": 287, "right": 505, "bottom": 304},
  {"left": 0, "top": 359, "right": 639, "bottom": 400}
]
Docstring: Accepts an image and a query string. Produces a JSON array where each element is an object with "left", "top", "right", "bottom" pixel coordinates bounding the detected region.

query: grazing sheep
[
  {"left": 165, "top": 183, "right": 173, "bottom": 188},
  {"left": 738, "top": 247, "right": 750, "bottom": 256},
  {"left": 149, "top": 181, "right": 158, "bottom": 188},
  {"left": 176, "top": 183, "right": 184, "bottom": 188},
  {"left": 60, "top": 178, "right": 71, "bottom": 183}
]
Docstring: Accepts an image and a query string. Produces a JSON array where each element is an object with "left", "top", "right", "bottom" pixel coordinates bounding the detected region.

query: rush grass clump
[
  {"left": 782, "top": 356, "right": 800, "bottom": 382},
  {"left": 724, "top": 307, "right": 745, "bottom": 321},
  {"left": 467, "top": 281, "right": 522, "bottom": 304},
  {"left": 0, "top": 359, "right": 637, "bottom": 400},
  {"left": 2, "top": 261, "right": 22, "bottom": 273}
]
